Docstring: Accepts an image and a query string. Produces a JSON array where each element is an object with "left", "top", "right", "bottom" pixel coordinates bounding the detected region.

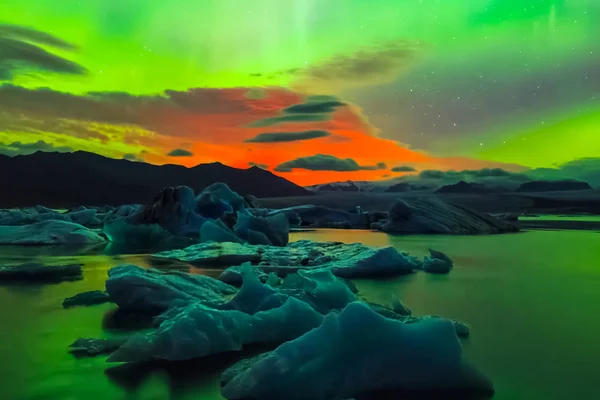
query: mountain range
[{"left": 0, "top": 151, "right": 310, "bottom": 208}]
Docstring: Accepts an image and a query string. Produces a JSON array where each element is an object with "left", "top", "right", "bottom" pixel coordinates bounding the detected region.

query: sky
[{"left": 0, "top": 0, "right": 598, "bottom": 186}]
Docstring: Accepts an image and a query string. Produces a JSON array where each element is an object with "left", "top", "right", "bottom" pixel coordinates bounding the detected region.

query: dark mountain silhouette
[
  {"left": 435, "top": 180, "right": 497, "bottom": 194},
  {"left": 0, "top": 151, "right": 311, "bottom": 208},
  {"left": 516, "top": 180, "right": 592, "bottom": 192}
]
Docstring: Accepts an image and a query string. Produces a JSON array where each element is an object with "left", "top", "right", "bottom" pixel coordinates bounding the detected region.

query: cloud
[
  {"left": 418, "top": 168, "right": 530, "bottom": 183},
  {"left": 167, "top": 148, "right": 193, "bottom": 157},
  {"left": 274, "top": 154, "right": 386, "bottom": 173},
  {"left": 391, "top": 165, "right": 416, "bottom": 172},
  {"left": 246, "top": 97, "right": 345, "bottom": 128},
  {"left": 290, "top": 41, "right": 423, "bottom": 93},
  {"left": 244, "top": 130, "right": 331, "bottom": 143},
  {"left": 0, "top": 140, "right": 72, "bottom": 156},
  {"left": 282, "top": 99, "right": 345, "bottom": 114},
  {"left": 247, "top": 113, "right": 331, "bottom": 128},
  {"left": 0, "top": 24, "right": 86, "bottom": 80},
  {"left": 248, "top": 162, "right": 269, "bottom": 169},
  {"left": 529, "top": 157, "right": 600, "bottom": 187},
  {"left": 123, "top": 153, "right": 145, "bottom": 162}
]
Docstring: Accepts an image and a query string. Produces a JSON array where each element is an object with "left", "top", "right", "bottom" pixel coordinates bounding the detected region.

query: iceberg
[
  {"left": 233, "top": 212, "right": 289, "bottom": 246},
  {"left": 105, "top": 265, "right": 237, "bottom": 313},
  {"left": 422, "top": 249, "right": 454, "bottom": 274},
  {"left": 0, "top": 220, "right": 105, "bottom": 245},
  {"left": 69, "top": 337, "right": 128, "bottom": 357},
  {"left": 156, "top": 240, "right": 422, "bottom": 279},
  {"left": 63, "top": 290, "right": 111, "bottom": 308},
  {"left": 107, "top": 297, "right": 323, "bottom": 363},
  {"left": 0, "top": 263, "right": 83, "bottom": 283},
  {"left": 221, "top": 302, "right": 493, "bottom": 400},
  {"left": 220, "top": 264, "right": 357, "bottom": 315},
  {"left": 376, "top": 198, "right": 519, "bottom": 235}
]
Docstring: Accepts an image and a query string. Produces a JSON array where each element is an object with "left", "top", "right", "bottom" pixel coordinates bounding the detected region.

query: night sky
[{"left": 1, "top": 0, "right": 598, "bottom": 185}]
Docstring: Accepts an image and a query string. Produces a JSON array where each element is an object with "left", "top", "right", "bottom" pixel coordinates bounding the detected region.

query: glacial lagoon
[{"left": 0, "top": 227, "right": 598, "bottom": 400}]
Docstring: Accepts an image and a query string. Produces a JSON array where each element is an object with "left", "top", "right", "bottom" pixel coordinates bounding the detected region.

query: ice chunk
[
  {"left": 280, "top": 269, "right": 357, "bottom": 314},
  {"left": 392, "top": 295, "right": 412, "bottom": 316},
  {"left": 221, "top": 302, "right": 493, "bottom": 400},
  {"left": 0, "top": 263, "right": 82, "bottom": 283},
  {"left": 380, "top": 198, "right": 518, "bottom": 234},
  {"left": 108, "top": 297, "right": 323, "bottom": 363},
  {"left": 156, "top": 240, "right": 422, "bottom": 279},
  {"left": 200, "top": 219, "right": 245, "bottom": 244},
  {"left": 233, "top": 212, "right": 289, "bottom": 246},
  {"left": 328, "top": 246, "right": 420, "bottom": 278},
  {"left": 154, "top": 241, "right": 261, "bottom": 265},
  {"left": 63, "top": 290, "right": 111, "bottom": 308},
  {"left": 67, "top": 208, "right": 99, "bottom": 226},
  {"left": 103, "top": 218, "right": 174, "bottom": 246},
  {"left": 0, "top": 220, "right": 105, "bottom": 245},
  {"left": 221, "top": 264, "right": 357, "bottom": 315},
  {"left": 196, "top": 182, "right": 246, "bottom": 218},
  {"left": 422, "top": 249, "right": 454, "bottom": 274},
  {"left": 219, "top": 264, "right": 268, "bottom": 286},
  {"left": 105, "top": 265, "right": 237, "bottom": 312},
  {"left": 69, "top": 337, "right": 127, "bottom": 357}
]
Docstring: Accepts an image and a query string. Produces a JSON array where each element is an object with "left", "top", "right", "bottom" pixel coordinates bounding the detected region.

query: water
[{"left": 0, "top": 228, "right": 599, "bottom": 400}]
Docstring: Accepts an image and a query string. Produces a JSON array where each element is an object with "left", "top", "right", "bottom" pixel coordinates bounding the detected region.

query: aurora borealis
[{"left": 1, "top": 0, "right": 598, "bottom": 186}]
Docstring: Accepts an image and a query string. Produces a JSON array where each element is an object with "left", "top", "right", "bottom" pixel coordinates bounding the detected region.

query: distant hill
[
  {"left": 308, "top": 181, "right": 360, "bottom": 192},
  {"left": 385, "top": 182, "right": 431, "bottom": 193},
  {"left": 435, "top": 180, "right": 496, "bottom": 194},
  {"left": 516, "top": 180, "right": 592, "bottom": 192},
  {"left": 0, "top": 151, "right": 311, "bottom": 208}
]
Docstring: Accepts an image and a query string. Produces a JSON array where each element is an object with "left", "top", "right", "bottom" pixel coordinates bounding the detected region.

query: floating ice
[
  {"left": 156, "top": 240, "right": 422, "bottom": 279},
  {"left": 376, "top": 198, "right": 518, "bottom": 234},
  {"left": 0, "top": 263, "right": 82, "bottom": 282},
  {"left": 69, "top": 337, "right": 128, "bottom": 357},
  {"left": 422, "top": 249, "right": 454, "bottom": 274},
  {"left": 221, "top": 302, "right": 493, "bottom": 400},
  {"left": 107, "top": 297, "right": 323, "bottom": 363},
  {"left": 63, "top": 290, "right": 111, "bottom": 308},
  {"left": 233, "top": 212, "right": 289, "bottom": 246},
  {"left": 0, "top": 220, "right": 105, "bottom": 245},
  {"left": 105, "top": 265, "right": 237, "bottom": 313}
]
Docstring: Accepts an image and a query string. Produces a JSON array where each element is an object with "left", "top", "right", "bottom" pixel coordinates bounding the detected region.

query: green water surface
[{"left": 0, "top": 228, "right": 599, "bottom": 400}]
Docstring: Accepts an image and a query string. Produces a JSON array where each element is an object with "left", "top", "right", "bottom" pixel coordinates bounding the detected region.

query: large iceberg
[
  {"left": 375, "top": 198, "right": 518, "bottom": 235},
  {"left": 221, "top": 302, "right": 493, "bottom": 400},
  {"left": 102, "top": 183, "right": 290, "bottom": 247},
  {"left": 105, "top": 265, "right": 237, "bottom": 312},
  {"left": 155, "top": 240, "right": 422, "bottom": 279},
  {"left": 107, "top": 297, "right": 324, "bottom": 363},
  {"left": 0, "top": 220, "right": 105, "bottom": 245}
]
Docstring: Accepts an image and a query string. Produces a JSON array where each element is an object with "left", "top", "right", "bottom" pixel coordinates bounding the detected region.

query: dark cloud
[
  {"left": 167, "top": 148, "right": 193, "bottom": 157},
  {"left": 244, "top": 130, "right": 331, "bottom": 143},
  {"left": 0, "top": 140, "right": 72, "bottom": 156},
  {"left": 0, "top": 24, "right": 86, "bottom": 80},
  {"left": 282, "top": 99, "right": 345, "bottom": 114},
  {"left": 248, "top": 162, "right": 269, "bottom": 169},
  {"left": 246, "top": 97, "right": 345, "bottom": 128},
  {"left": 246, "top": 113, "right": 330, "bottom": 128},
  {"left": 274, "top": 154, "right": 385, "bottom": 173},
  {"left": 123, "top": 153, "right": 145, "bottom": 162},
  {"left": 391, "top": 165, "right": 416, "bottom": 172}
]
